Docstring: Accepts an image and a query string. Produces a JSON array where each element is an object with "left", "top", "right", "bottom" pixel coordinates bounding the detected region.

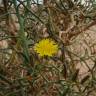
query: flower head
[{"left": 34, "top": 38, "right": 58, "bottom": 57}]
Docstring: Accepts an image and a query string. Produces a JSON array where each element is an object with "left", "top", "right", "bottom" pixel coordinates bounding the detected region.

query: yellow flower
[{"left": 34, "top": 38, "right": 58, "bottom": 57}]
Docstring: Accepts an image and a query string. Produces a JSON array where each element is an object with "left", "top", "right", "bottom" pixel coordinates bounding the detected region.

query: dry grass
[{"left": 0, "top": 0, "right": 96, "bottom": 96}]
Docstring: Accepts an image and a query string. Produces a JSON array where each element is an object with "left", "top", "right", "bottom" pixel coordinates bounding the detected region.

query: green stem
[{"left": 13, "top": 0, "right": 30, "bottom": 64}]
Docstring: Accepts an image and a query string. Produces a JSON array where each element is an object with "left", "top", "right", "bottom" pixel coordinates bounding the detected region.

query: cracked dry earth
[{"left": 68, "top": 25, "right": 96, "bottom": 79}]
